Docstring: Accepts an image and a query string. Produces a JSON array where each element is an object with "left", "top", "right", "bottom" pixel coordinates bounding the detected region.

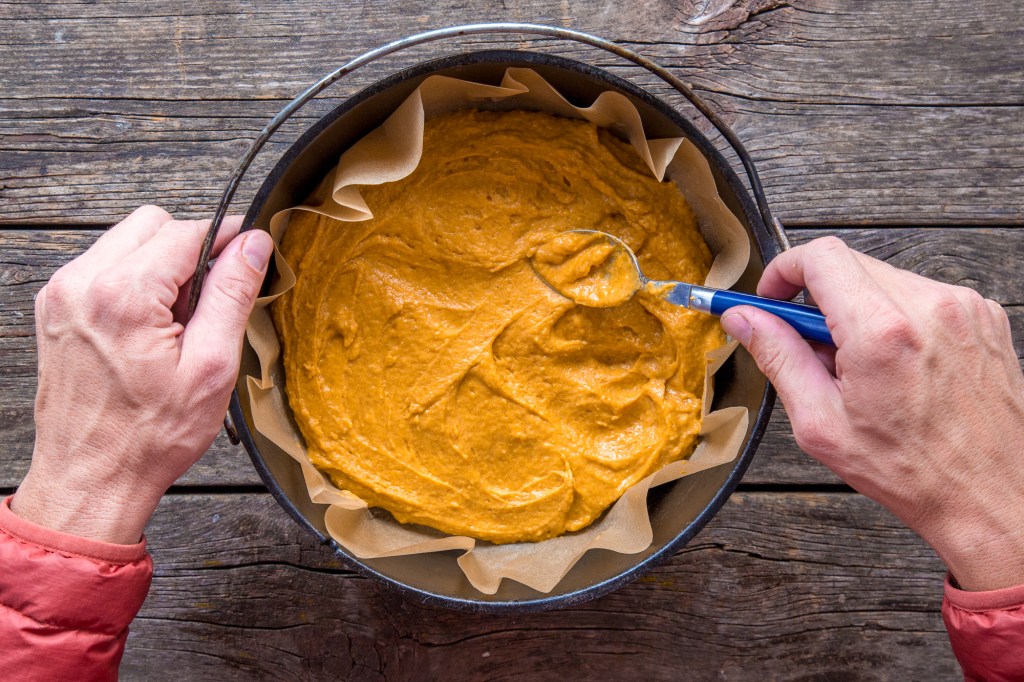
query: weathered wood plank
[
  {"left": 119, "top": 491, "right": 959, "bottom": 680},
  {"left": 2, "top": 227, "right": 1022, "bottom": 488},
  {"left": 4, "top": 97, "right": 1021, "bottom": 227},
  {"left": 1, "top": 0, "right": 1022, "bottom": 225},
  {"left": 3, "top": 0, "right": 1020, "bottom": 105}
]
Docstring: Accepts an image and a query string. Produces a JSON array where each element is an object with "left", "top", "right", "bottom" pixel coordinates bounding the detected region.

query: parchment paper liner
[{"left": 244, "top": 68, "right": 752, "bottom": 595}]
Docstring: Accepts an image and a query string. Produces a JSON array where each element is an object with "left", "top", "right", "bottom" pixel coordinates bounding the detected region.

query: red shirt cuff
[
  {"left": 944, "top": 572, "right": 1024, "bottom": 612},
  {"left": 0, "top": 495, "right": 152, "bottom": 637},
  {"left": 0, "top": 495, "right": 147, "bottom": 564},
  {"left": 943, "top": 573, "right": 1024, "bottom": 680},
  {"left": 0, "top": 494, "right": 154, "bottom": 679}
]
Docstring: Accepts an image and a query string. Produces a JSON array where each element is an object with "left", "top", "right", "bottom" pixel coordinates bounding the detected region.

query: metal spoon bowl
[{"left": 531, "top": 230, "right": 834, "bottom": 346}]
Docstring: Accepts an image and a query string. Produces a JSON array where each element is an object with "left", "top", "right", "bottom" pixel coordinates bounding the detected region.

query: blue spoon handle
[{"left": 688, "top": 285, "right": 835, "bottom": 346}]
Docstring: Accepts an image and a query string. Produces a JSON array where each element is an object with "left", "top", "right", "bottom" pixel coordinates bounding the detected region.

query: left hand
[{"left": 12, "top": 206, "right": 273, "bottom": 544}]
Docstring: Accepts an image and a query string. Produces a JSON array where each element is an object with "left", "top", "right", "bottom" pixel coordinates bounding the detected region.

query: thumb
[
  {"left": 720, "top": 305, "right": 842, "bottom": 437},
  {"left": 181, "top": 230, "right": 272, "bottom": 383}
]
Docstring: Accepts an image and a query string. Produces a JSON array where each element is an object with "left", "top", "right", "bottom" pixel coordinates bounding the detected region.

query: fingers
[
  {"left": 180, "top": 230, "right": 273, "bottom": 395},
  {"left": 134, "top": 215, "right": 245, "bottom": 285},
  {"left": 73, "top": 205, "right": 173, "bottom": 274},
  {"left": 945, "top": 288, "right": 1021, "bottom": 382},
  {"left": 985, "top": 298, "right": 1016, "bottom": 350},
  {"left": 103, "top": 215, "right": 246, "bottom": 310},
  {"left": 208, "top": 216, "right": 246, "bottom": 258},
  {"left": 60, "top": 207, "right": 244, "bottom": 305},
  {"left": 812, "top": 343, "right": 838, "bottom": 376},
  {"left": 161, "top": 216, "right": 245, "bottom": 323},
  {"left": 721, "top": 305, "right": 844, "bottom": 457},
  {"left": 757, "top": 237, "right": 901, "bottom": 347}
]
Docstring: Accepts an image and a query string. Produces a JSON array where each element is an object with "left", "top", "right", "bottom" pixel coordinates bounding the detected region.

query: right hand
[{"left": 720, "top": 237, "right": 1024, "bottom": 592}]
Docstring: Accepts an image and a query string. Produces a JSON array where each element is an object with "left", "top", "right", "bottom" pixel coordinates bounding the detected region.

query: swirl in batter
[{"left": 273, "top": 109, "right": 724, "bottom": 543}]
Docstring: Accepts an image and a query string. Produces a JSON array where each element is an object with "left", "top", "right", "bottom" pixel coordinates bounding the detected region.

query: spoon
[{"left": 530, "top": 230, "right": 834, "bottom": 346}]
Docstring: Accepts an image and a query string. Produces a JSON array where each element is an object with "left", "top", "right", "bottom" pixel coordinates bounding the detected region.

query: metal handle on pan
[{"left": 192, "top": 22, "right": 787, "bottom": 444}]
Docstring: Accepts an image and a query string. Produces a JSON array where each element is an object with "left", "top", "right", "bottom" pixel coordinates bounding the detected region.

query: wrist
[
  {"left": 12, "top": 467, "right": 159, "bottom": 545},
  {"left": 925, "top": 504, "right": 1024, "bottom": 592}
]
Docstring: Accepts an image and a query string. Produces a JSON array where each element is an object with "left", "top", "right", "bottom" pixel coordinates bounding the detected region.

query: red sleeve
[
  {"left": 0, "top": 495, "right": 153, "bottom": 682},
  {"left": 943, "top": 573, "right": 1024, "bottom": 681}
]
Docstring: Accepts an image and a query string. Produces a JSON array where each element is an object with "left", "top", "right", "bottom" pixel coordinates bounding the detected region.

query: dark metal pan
[{"left": 196, "top": 25, "right": 784, "bottom": 612}]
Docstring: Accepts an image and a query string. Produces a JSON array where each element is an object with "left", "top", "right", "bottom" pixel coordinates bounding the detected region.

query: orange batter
[{"left": 273, "top": 109, "right": 724, "bottom": 544}]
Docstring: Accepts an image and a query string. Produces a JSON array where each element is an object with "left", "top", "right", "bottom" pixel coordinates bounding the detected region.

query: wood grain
[
  {"left": 1, "top": 0, "right": 1022, "bottom": 225},
  {"left": 118, "top": 491, "right": 960, "bottom": 680},
  {"left": 2, "top": 1, "right": 1019, "bottom": 677},
  {"left": 4, "top": 0, "right": 1020, "bottom": 104},
  {"left": 2, "top": 226, "right": 1022, "bottom": 488}
]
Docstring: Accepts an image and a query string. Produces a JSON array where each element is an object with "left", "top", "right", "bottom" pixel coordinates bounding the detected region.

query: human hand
[
  {"left": 720, "top": 237, "right": 1024, "bottom": 592},
  {"left": 12, "top": 206, "right": 273, "bottom": 544}
]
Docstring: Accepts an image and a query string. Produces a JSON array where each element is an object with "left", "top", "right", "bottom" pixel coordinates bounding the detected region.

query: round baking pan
[{"left": 228, "top": 46, "right": 781, "bottom": 612}]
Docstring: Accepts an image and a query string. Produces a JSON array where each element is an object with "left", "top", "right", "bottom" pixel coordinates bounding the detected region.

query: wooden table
[{"left": 2, "top": 1, "right": 1021, "bottom": 679}]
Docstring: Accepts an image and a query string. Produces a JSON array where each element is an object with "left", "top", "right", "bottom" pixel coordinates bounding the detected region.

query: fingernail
[
  {"left": 241, "top": 232, "right": 273, "bottom": 271},
  {"left": 721, "top": 310, "right": 752, "bottom": 345}
]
